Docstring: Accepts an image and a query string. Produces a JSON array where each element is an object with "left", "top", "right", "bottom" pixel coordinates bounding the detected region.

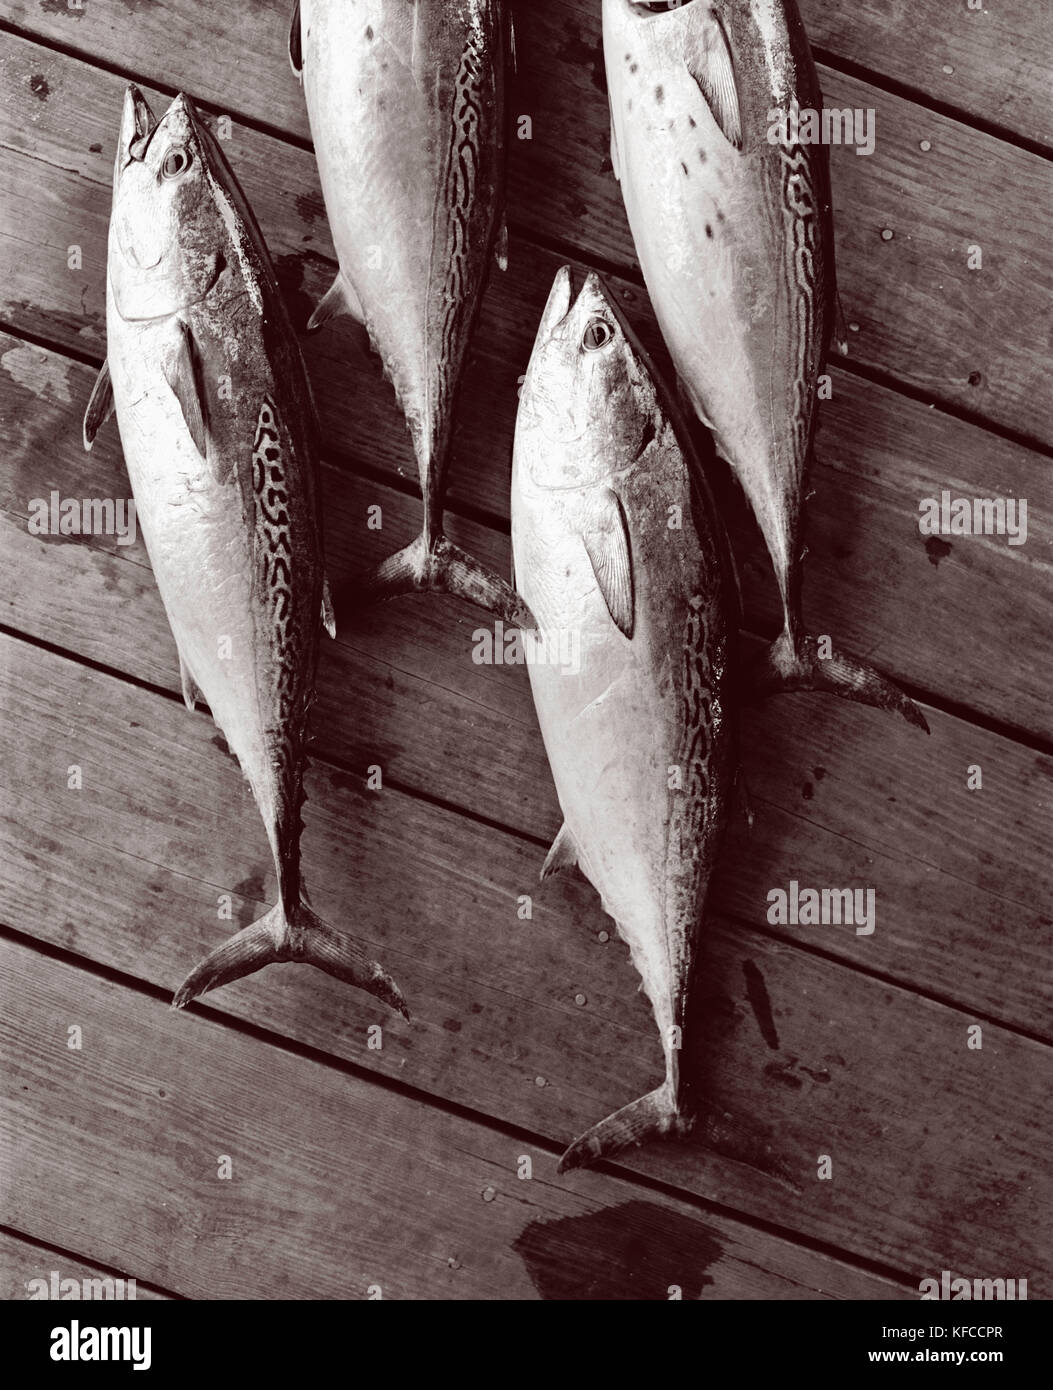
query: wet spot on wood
[
  {"left": 233, "top": 872, "right": 267, "bottom": 903},
  {"left": 442, "top": 1018, "right": 462, "bottom": 1033},
  {"left": 764, "top": 1060, "right": 803, "bottom": 1090},
  {"left": 742, "top": 960, "right": 779, "bottom": 1049},
  {"left": 89, "top": 142, "right": 102, "bottom": 153},
  {"left": 30, "top": 75, "right": 50, "bottom": 101},
  {"left": 925, "top": 536, "right": 952, "bottom": 567},
  {"left": 295, "top": 191, "right": 325, "bottom": 225},
  {"left": 968, "top": 370, "right": 983, "bottom": 386},
  {"left": 558, "top": 23, "right": 607, "bottom": 97},
  {"left": 802, "top": 781, "right": 813, "bottom": 800},
  {"left": 1, "top": 345, "right": 71, "bottom": 405},
  {"left": 813, "top": 765, "right": 826, "bottom": 781},
  {"left": 514, "top": 1201, "right": 721, "bottom": 1300}
]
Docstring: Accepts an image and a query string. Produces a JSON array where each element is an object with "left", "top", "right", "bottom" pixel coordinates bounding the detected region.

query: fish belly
[{"left": 107, "top": 316, "right": 274, "bottom": 795}]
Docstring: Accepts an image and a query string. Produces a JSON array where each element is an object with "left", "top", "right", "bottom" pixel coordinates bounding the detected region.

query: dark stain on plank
[
  {"left": 742, "top": 959, "right": 779, "bottom": 1049},
  {"left": 925, "top": 536, "right": 952, "bottom": 567},
  {"left": 295, "top": 191, "right": 325, "bottom": 226},
  {"left": 29, "top": 75, "right": 50, "bottom": 102},
  {"left": 514, "top": 1200, "right": 720, "bottom": 1299},
  {"left": 558, "top": 22, "right": 607, "bottom": 97}
]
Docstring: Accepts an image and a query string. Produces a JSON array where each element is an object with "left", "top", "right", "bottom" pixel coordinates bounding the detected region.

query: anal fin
[
  {"left": 82, "top": 359, "right": 115, "bottom": 451},
  {"left": 321, "top": 576, "right": 336, "bottom": 638},
  {"left": 180, "top": 655, "right": 205, "bottom": 712},
  {"left": 540, "top": 822, "right": 578, "bottom": 881},
  {"left": 307, "top": 273, "right": 366, "bottom": 333}
]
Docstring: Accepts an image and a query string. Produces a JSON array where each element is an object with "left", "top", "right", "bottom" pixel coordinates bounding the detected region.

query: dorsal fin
[{"left": 82, "top": 359, "right": 114, "bottom": 451}]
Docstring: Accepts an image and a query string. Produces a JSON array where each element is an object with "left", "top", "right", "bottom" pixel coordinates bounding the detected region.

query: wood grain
[
  {"left": 2, "top": 337, "right": 1051, "bottom": 1038},
  {"left": 0, "top": 939, "right": 911, "bottom": 1300},
  {"left": 1, "top": 27, "right": 1051, "bottom": 445},
  {"left": 0, "top": 1231, "right": 170, "bottom": 1301},
  {"left": 1, "top": 636, "right": 1050, "bottom": 1283}
]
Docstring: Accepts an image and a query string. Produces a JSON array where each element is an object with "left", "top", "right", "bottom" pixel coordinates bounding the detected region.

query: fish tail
[
  {"left": 358, "top": 532, "right": 535, "bottom": 626},
  {"left": 557, "top": 1084, "right": 691, "bottom": 1174},
  {"left": 749, "top": 625, "right": 929, "bottom": 732},
  {"left": 171, "top": 899, "right": 408, "bottom": 1016}
]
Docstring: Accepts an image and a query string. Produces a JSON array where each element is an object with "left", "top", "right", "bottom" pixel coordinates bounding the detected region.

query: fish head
[
  {"left": 109, "top": 88, "right": 247, "bottom": 321},
  {"left": 519, "top": 266, "right": 662, "bottom": 492}
]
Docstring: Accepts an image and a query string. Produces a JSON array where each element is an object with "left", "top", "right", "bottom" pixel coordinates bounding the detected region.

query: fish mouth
[
  {"left": 119, "top": 84, "right": 159, "bottom": 167},
  {"left": 537, "top": 266, "right": 615, "bottom": 341},
  {"left": 626, "top": 0, "right": 698, "bottom": 16}
]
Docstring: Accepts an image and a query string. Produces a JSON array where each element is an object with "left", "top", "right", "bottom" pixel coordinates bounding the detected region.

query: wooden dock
[{"left": 1, "top": 0, "right": 1050, "bottom": 1300}]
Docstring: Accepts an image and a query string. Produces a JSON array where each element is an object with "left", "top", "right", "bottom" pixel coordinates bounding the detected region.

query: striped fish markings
[
  {"left": 512, "top": 268, "right": 738, "bottom": 1170},
  {"left": 603, "top": 0, "right": 926, "bottom": 728},
  {"left": 84, "top": 87, "right": 407, "bottom": 1015},
  {"left": 291, "top": 0, "right": 530, "bottom": 622}
]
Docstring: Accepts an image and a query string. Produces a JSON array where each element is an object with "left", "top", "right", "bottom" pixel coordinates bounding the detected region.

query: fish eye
[
  {"left": 161, "top": 147, "right": 192, "bottom": 179},
  {"left": 582, "top": 318, "right": 615, "bottom": 352}
]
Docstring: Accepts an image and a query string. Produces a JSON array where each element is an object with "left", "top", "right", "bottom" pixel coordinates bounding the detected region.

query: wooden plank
[
  {"left": 798, "top": 0, "right": 1053, "bottom": 149},
  {"left": 2, "top": 337, "right": 1051, "bottom": 1038},
  {"left": 3, "top": 49, "right": 1053, "bottom": 739},
  {"left": 1, "top": 638, "right": 1050, "bottom": 1283},
  {"left": 2, "top": 20, "right": 1050, "bottom": 440},
  {"left": 0, "top": 1230, "right": 169, "bottom": 1301},
  {"left": 0, "top": 940, "right": 909, "bottom": 1300}
]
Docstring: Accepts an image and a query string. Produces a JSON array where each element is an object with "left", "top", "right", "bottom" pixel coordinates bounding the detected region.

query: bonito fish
[
  {"left": 291, "top": 0, "right": 530, "bottom": 622},
  {"left": 84, "top": 87, "right": 407, "bottom": 1016},
  {"left": 512, "top": 267, "right": 737, "bottom": 1171},
  {"left": 603, "top": 0, "right": 926, "bottom": 729}
]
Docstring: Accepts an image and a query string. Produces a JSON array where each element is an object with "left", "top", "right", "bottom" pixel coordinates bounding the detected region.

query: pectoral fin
[
  {"left": 82, "top": 358, "right": 115, "bottom": 451},
  {"left": 163, "top": 321, "right": 210, "bottom": 464},
  {"left": 583, "top": 490, "right": 634, "bottom": 639},
  {"left": 608, "top": 99, "right": 622, "bottom": 182},
  {"left": 321, "top": 576, "right": 336, "bottom": 638},
  {"left": 541, "top": 822, "right": 578, "bottom": 881},
  {"left": 307, "top": 273, "right": 365, "bottom": 333},
  {"left": 685, "top": 12, "right": 742, "bottom": 150},
  {"left": 180, "top": 655, "right": 205, "bottom": 712},
  {"left": 289, "top": 0, "right": 302, "bottom": 78},
  {"left": 494, "top": 217, "right": 509, "bottom": 272}
]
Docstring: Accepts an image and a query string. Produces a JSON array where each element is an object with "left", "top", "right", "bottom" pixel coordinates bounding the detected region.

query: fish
[
  {"left": 602, "top": 0, "right": 927, "bottom": 730},
  {"left": 291, "top": 0, "right": 531, "bottom": 624},
  {"left": 511, "top": 266, "right": 738, "bottom": 1171},
  {"left": 84, "top": 86, "right": 407, "bottom": 1017}
]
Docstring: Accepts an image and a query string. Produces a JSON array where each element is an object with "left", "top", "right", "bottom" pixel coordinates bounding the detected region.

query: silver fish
[
  {"left": 603, "top": 0, "right": 926, "bottom": 729},
  {"left": 291, "top": 0, "right": 530, "bottom": 623},
  {"left": 512, "top": 267, "right": 738, "bottom": 1171},
  {"left": 84, "top": 87, "right": 407, "bottom": 1016}
]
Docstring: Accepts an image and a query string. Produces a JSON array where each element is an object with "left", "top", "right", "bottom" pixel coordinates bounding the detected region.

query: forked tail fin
[
  {"left": 357, "top": 532, "right": 536, "bottom": 626},
  {"left": 558, "top": 1085, "right": 692, "bottom": 1173},
  {"left": 749, "top": 627, "right": 929, "bottom": 732},
  {"left": 172, "top": 899, "right": 408, "bottom": 1016}
]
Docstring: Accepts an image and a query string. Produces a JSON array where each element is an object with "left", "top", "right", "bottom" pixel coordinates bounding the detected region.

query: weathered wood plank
[
  {"left": 798, "top": 0, "right": 1053, "bottom": 149},
  {"left": 0, "top": 940, "right": 911, "bottom": 1300},
  {"left": 1, "top": 638, "right": 1050, "bottom": 1283},
  {"left": 0, "top": 1231, "right": 170, "bottom": 1301},
  {"left": 2, "top": 336, "right": 1051, "bottom": 1038},
  {"left": 2, "top": 19, "right": 1049, "bottom": 439},
  {"left": 3, "top": 53, "right": 1052, "bottom": 741}
]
